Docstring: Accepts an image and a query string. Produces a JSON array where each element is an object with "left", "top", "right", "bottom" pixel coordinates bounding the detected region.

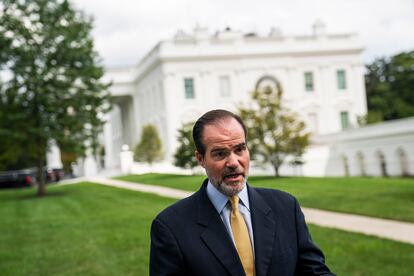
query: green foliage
[
  {"left": 173, "top": 122, "right": 198, "bottom": 170},
  {"left": 134, "top": 124, "right": 163, "bottom": 165},
  {"left": 238, "top": 78, "right": 310, "bottom": 177},
  {"left": 60, "top": 150, "right": 77, "bottom": 174},
  {"left": 364, "top": 50, "right": 414, "bottom": 123},
  {"left": 0, "top": 137, "right": 37, "bottom": 171},
  {"left": 0, "top": 0, "right": 111, "bottom": 194}
]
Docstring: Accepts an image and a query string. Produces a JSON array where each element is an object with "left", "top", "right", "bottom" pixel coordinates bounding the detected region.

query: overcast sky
[{"left": 71, "top": 0, "right": 414, "bottom": 68}]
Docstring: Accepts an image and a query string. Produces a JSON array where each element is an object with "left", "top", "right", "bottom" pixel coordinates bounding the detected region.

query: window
[
  {"left": 304, "top": 72, "right": 314, "bottom": 91},
  {"left": 337, "top": 69, "right": 347, "bottom": 90},
  {"left": 219, "top": 76, "right": 231, "bottom": 97},
  {"left": 184, "top": 78, "right": 195, "bottom": 99},
  {"left": 340, "top": 111, "right": 349, "bottom": 130}
]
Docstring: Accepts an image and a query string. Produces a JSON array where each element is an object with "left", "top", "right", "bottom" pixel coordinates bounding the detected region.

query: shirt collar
[
  {"left": 206, "top": 180, "right": 250, "bottom": 213},
  {"left": 237, "top": 183, "right": 250, "bottom": 211}
]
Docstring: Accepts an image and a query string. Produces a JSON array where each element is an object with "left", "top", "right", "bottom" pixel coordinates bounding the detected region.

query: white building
[
  {"left": 100, "top": 22, "right": 411, "bottom": 177},
  {"left": 316, "top": 117, "right": 414, "bottom": 177}
]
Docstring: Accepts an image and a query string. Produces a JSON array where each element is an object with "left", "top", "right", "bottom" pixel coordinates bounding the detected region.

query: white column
[
  {"left": 162, "top": 73, "right": 178, "bottom": 163},
  {"left": 46, "top": 139, "right": 63, "bottom": 169},
  {"left": 120, "top": 144, "right": 134, "bottom": 174},
  {"left": 83, "top": 148, "right": 98, "bottom": 176},
  {"left": 103, "top": 115, "right": 114, "bottom": 169}
]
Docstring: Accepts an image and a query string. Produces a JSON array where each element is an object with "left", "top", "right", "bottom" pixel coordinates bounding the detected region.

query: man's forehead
[
  {"left": 210, "top": 142, "right": 247, "bottom": 151},
  {"left": 202, "top": 118, "right": 245, "bottom": 145},
  {"left": 205, "top": 117, "right": 242, "bottom": 131}
]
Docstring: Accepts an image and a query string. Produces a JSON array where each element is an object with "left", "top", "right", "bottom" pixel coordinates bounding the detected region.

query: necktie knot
[{"left": 230, "top": 196, "right": 239, "bottom": 212}]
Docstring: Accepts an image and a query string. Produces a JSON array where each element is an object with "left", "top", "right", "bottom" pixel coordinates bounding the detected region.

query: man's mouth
[{"left": 223, "top": 173, "right": 244, "bottom": 181}]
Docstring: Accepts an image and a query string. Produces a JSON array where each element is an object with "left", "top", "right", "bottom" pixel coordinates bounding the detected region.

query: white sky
[{"left": 71, "top": 0, "right": 414, "bottom": 68}]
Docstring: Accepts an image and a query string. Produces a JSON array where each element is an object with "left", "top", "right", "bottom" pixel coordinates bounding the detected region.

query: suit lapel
[
  {"left": 248, "top": 186, "right": 276, "bottom": 276},
  {"left": 197, "top": 181, "right": 245, "bottom": 276}
]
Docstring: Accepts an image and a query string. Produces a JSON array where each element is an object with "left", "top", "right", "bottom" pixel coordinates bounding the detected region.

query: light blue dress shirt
[{"left": 206, "top": 180, "right": 255, "bottom": 256}]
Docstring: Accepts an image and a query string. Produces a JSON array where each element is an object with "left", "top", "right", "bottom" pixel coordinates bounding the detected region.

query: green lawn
[
  {"left": 0, "top": 183, "right": 175, "bottom": 275},
  {"left": 309, "top": 224, "right": 414, "bottom": 275},
  {"left": 116, "top": 173, "right": 414, "bottom": 223},
  {"left": 0, "top": 183, "right": 414, "bottom": 276},
  {"left": 1, "top": 183, "right": 413, "bottom": 275}
]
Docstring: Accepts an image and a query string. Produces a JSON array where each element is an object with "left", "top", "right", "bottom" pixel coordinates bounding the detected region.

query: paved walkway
[
  {"left": 61, "top": 176, "right": 414, "bottom": 245},
  {"left": 303, "top": 208, "right": 414, "bottom": 245}
]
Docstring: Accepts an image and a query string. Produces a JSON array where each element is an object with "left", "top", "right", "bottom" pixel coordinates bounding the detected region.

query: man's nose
[{"left": 226, "top": 152, "right": 239, "bottom": 168}]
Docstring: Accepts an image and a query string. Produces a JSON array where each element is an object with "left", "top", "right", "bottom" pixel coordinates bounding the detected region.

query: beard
[
  {"left": 216, "top": 180, "right": 246, "bottom": 197},
  {"left": 208, "top": 167, "right": 247, "bottom": 197}
]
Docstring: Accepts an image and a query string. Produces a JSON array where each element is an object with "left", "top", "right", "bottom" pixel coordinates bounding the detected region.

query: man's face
[{"left": 195, "top": 117, "right": 250, "bottom": 196}]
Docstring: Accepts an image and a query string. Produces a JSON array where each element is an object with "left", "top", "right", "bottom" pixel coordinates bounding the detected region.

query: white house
[{"left": 98, "top": 22, "right": 412, "bottom": 177}]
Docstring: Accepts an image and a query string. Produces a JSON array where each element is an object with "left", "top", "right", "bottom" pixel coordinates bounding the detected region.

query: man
[{"left": 150, "top": 109, "right": 334, "bottom": 276}]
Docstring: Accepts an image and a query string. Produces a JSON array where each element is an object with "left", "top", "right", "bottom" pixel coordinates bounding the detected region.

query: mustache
[{"left": 222, "top": 167, "right": 244, "bottom": 177}]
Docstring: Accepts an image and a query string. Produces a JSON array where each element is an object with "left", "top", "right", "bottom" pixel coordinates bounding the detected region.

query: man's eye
[
  {"left": 235, "top": 146, "right": 246, "bottom": 154},
  {"left": 212, "top": 151, "right": 226, "bottom": 159}
]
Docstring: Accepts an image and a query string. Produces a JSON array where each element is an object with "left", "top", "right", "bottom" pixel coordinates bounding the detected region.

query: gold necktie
[{"left": 230, "top": 196, "right": 255, "bottom": 276}]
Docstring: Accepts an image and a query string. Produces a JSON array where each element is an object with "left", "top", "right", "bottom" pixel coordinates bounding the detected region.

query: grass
[
  {"left": 115, "top": 173, "right": 414, "bottom": 223},
  {"left": 1, "top": 183, "right": 413, "bottom": 275},
  {"left": 0, "top": 183, "right": 175, "bottom": 276},
  {"left": 309, "top": 225, "right": 414, "bottom": 275}
]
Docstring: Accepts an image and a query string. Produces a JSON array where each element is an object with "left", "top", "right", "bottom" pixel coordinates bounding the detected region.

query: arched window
[
  {"left": 397, "top": 148, "right": 410, "bottom": 177},
  {"left": 342, "top": 154, "right": 350, "bottom": 177},
  {"left": 255, "top": 75, "right": 281, "bottom": 91},
  {"left": 254, "top": 75, "right": 283, "bottom": 100},
  {"left": 376, "top": 151, "right": 388, "bottom": 177},
  {"left": 356, "top": 151, "right": 366, "bottom": 176}
]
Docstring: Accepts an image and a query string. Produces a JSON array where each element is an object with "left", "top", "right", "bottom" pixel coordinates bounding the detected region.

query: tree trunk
[
  {"left": 273, "top": 164, "right": 280, "bottom": 177},
  {"left": 36, "top": 157, "right": 46, "bottom": 196}
]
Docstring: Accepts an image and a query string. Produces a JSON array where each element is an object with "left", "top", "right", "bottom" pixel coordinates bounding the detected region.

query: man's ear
[{"left": 195, "top": 151, "right": 205, "bottom": 168}]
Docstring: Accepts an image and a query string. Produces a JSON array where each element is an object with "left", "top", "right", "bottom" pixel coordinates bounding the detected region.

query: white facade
[
  {"left": 316, "top": 117, "right": 414, "bottom": 177},
  {"left": 103, "top": 23, "right": 369, "bottom": 175}
]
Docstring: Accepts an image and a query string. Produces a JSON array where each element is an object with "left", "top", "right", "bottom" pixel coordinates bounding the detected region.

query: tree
[
  {"left": 364, "top": 50, "right": 414, "bottom": 123},
  {"left": 238, "top": 77, "right": 310, "bottom": 177},
  {"left": 134, "top": 124, "right": 163, "bottom": 165},
  {"left": 0, "top": 0, "right": 111, "bottom": 195},
  {"left": 173, "top": 122, "right": 198, "bottom": 172}
]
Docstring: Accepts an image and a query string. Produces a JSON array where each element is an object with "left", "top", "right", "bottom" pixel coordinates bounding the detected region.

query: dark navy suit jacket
[{"left": 150, "top": 180, "right": 334, "bottom": 276}]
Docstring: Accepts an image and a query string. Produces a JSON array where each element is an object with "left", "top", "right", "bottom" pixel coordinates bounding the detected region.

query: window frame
[
  {"left": 336, "top": 69, "right": 347, "bottom": 90},
  {"left": 184, "top": 78, "right": 195, "bottom": 99},
  {"left": 340, "top": 111, "right": 349, "bottom": 130},
  {"left": 304, "top": 71, "right": 314, "bottom": 92}
]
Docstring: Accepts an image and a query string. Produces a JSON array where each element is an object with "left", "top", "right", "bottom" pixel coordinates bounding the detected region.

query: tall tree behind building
[
  {"left": 364, "top": 50, "right": 414, "bottom": 123},
  {"left": 0, "top": 0, "right": 111, "bottom": 196}
]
